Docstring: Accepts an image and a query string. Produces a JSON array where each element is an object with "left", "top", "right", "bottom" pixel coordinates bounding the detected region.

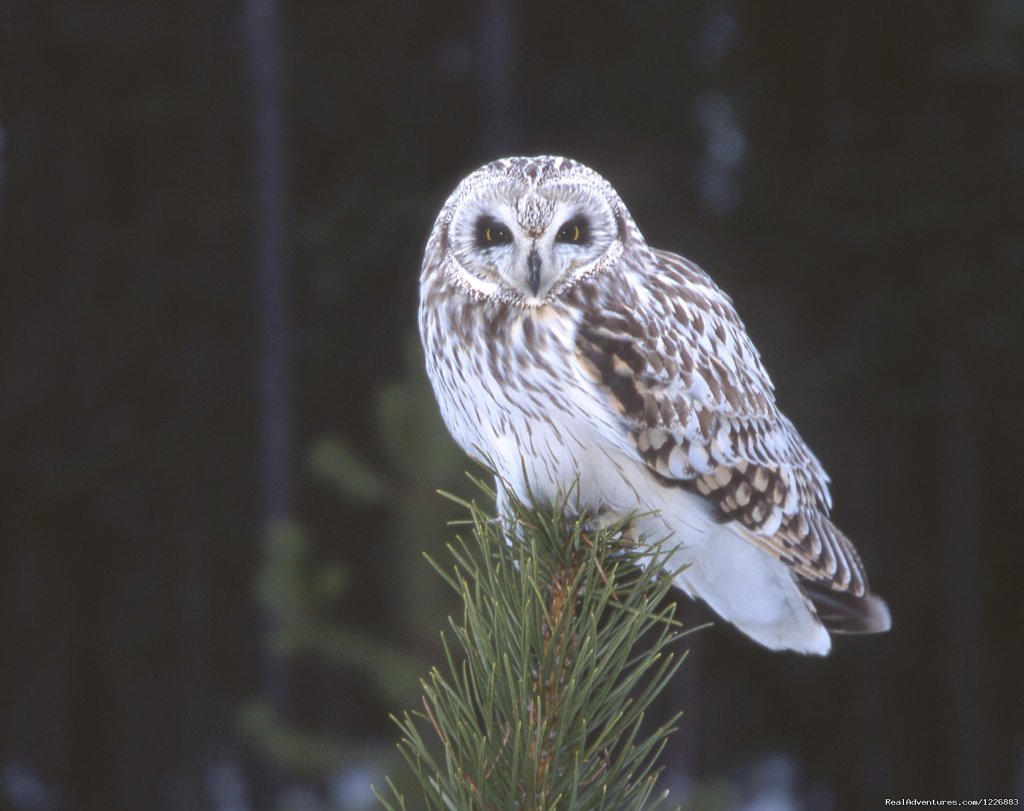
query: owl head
[{"left": 429, "top": 156, "right": 646, "bottom": 307}]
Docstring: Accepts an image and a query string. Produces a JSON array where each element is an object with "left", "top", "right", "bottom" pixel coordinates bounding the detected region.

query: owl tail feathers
[{"left": 800, "top": 580, "right": 893, "bottom": 635}]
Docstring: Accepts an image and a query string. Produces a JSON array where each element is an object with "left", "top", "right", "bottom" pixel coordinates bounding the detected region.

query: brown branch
[{"left": 525, "top": 552, "right": 582, "bottom": 808}]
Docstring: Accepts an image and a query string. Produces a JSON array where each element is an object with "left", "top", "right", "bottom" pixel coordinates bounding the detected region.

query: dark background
[{"left": 1, "top": 2, "right": 1022, "bottom": 810}]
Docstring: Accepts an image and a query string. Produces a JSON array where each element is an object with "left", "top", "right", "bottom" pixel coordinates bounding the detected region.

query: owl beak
[{"left": 527, "top": 249, "right": 542, "bottom": 296}]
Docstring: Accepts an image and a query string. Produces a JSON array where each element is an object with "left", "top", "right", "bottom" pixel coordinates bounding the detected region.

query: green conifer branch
[{"left": 377, "top": 479, "right": 690, "bottom": 810}]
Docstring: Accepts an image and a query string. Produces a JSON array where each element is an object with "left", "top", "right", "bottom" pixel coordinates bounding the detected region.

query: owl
[{"left": 418, "top": 155, "right": 890, "bottom": 654}]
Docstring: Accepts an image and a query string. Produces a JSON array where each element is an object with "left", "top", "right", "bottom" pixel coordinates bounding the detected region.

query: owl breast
[{"left": 420, "top": 274, "right": 632, "bottom": 508}]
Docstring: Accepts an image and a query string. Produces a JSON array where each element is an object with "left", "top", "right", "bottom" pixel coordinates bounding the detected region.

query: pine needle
[{"left": 376, "top": 480, "right": 693, "bottom": 811}]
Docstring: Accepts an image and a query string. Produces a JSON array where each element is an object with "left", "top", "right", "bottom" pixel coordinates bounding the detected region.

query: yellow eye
[
  {"left": 556, "top": 218, "right": 588, "bottom": 245},
  {"left": 476, "top": 217, "right": 512, "bottom": 247}
]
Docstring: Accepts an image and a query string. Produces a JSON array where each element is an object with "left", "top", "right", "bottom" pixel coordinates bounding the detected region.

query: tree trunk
[
  {"left": 243, "top": 0, "right": 293, "bottom": 751},
  {"left": 477, "top": 0, "right": 520, "bottom": 154}
]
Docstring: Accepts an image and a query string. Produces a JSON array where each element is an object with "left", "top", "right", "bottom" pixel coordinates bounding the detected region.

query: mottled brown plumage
[{"left": 572, "top": 249, "right": 867, "bottom": 596}]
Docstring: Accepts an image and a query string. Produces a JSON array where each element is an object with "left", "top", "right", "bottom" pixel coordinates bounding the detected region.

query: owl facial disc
[{"left": 437, "top": 156, "right": 639, "bottom": 306}]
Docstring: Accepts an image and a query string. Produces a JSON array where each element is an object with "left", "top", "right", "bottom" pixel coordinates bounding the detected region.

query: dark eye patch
[
  {"left": 474, "top": 216, "right": 513, "bottom": 248},
  {"left": 555, "top": 216, "right": 591, "bottom": 246}
]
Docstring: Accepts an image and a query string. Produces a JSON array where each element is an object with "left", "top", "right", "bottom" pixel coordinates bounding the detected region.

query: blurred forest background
[{"left": 1, "top": 1, "right": 1023, "bottom": 810}]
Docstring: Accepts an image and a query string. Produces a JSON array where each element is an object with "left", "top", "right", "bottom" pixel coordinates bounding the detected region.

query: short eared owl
[{"left": 419, "top": 155, "right": 890, "bottom": 654}]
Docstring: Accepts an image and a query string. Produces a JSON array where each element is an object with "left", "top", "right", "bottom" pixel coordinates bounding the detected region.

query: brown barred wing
[{"left": 573, "top": 248, "right": 880, "bottom": 608}]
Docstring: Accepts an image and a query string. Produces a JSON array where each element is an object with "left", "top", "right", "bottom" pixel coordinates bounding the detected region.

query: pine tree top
[{"left": 378, "top": 478, "right": 692, "bottom": 811}]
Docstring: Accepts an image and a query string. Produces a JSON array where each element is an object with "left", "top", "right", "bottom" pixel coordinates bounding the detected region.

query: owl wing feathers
[{"left": 574, "top": 248, "right": 884, "bottom": 623}]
